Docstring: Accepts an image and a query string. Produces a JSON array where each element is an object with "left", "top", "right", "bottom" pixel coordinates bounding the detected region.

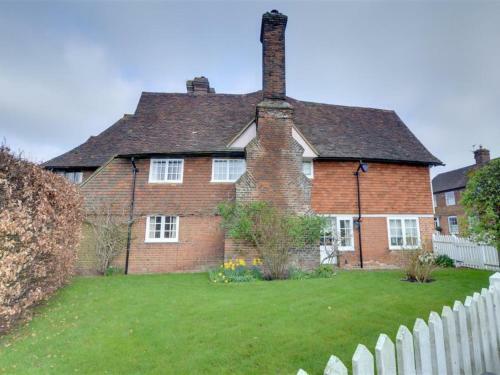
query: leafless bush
[
  {"left": 85, "top": 199, "right": 129, "bottom": 274},
  {"left": 0, "top": 146, "right": 83, "bottom": 333}
]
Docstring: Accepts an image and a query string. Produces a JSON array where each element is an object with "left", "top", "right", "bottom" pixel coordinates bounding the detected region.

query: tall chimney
[
  {"left": 260, "top": 10, "right": 287, "bottom": 100},
  {"left": 474, "top": 145, "right": 490, "bottom": 166}
]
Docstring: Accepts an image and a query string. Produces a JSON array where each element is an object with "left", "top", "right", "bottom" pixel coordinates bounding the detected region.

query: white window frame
[
  {"left": 448, "top": 216, "right": 459, "bottom": 235},
  {"left": 302, "top": 159, "right": 314, "bottom": 179},
  {"left": 145, "top": 215, "right": 179, "bottom": 243},
  {"left": 434, "top": 216, "right": 440, "bottom": 230},
  {"left": 445, "top": 191, "right": 455, "bottom": 206},
  {"left": 56, "top": 171, "right": 83, "bottom": 184},
  {"left": 321, "top": 215, "right": 355, "bottom": 252},
  {"left": 211, "top": 158, "right": 246, "bottom": 182},
  {"left": 148, "top": 158, "right": 184, "bottom": 183},
  {"left": 387, "top": 216, "right": 421, "bottom": 250},
  {"left": 432, "top": 194, "right": 437, "bottom": 208}
]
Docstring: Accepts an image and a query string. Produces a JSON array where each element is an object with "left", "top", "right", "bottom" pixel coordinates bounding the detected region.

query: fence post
[
  {"left": 453, "top": 301, "right": 472, "bottom": 375},
  {"left": 375, "top": 334, "right": 396, "bottom": 375},
  {"left": 413, "top": 318, "right": 432, "bottom": 375},
  {"left": 482, "top": 288, "right": 500, "bottom": 372},
  {"left": 324, "top": 355, "right": 348, "bottom": 375},
  {"left": 464, "top": 295, "right": 485, "bottom": 374},
  {"left": 442, "top": 306, "right": 460, "bottom": 374},
  {"left": 396, "top": 325, "right": 416, "bottom": 375},
  {"left": 428, "top": 311, "right": 447, "bottom": 375},
  {"left": 475, "top": 291, "right": 494, "bottom": 372},
  {"left": 352, "top": 344, "right": 374, "bottom": 375}
]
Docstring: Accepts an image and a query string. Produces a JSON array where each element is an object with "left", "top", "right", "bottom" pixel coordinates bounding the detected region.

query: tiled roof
[
  {"left": 43, "top": 91, "right": 442, "bottom": 168},
  {"left": 432, "top": 165, "right": 474, "bottom": 193}
]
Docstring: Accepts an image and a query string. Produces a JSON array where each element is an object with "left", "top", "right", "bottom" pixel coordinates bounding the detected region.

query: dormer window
[
  {"left": 302, "top": 160, "right": 313, "bottom": 179},
  {"left": 149, "top": 159, "right": 184, "bottom": 183},
  {"left": 56, "top": 171, "right": 83, "bottom": 184},
  {"left": 211, "top": 159, "right": 246, "bottom": 182}
]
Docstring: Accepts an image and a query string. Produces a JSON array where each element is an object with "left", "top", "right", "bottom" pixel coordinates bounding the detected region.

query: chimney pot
[
  {"left": 260, "top": 10, "right": 288, "bottom": 100},
  {"left": 474, "top": 145, "right": 490, "bottom": 166}
]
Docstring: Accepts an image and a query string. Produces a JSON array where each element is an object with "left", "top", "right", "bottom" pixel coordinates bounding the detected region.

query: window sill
[
  {"left": 148, "top": 181, "right": 183, "bottom": 184},
  {"left": 389, "top": 246, "right": 420, "bottom": 251},
  {"left": 144, "top": 239, "right": 179, "bottom": 243}
]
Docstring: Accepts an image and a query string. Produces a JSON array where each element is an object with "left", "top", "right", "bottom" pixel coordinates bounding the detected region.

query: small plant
[
  {"left": 401, "top": 248, "right": 437, "bottom": 283},
  {"left": 105, "top": 266, "right": 124, "bottom": 276},
  {"left": 434, "top": 254, "right": 454, "bottom": 268},
  {"left": 209, "top": 258, "right": 262, "bottom": 283}
]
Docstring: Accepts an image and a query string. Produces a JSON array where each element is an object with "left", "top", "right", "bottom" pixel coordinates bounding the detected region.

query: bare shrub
[
  {"left": 401, "top": 248, "right": 437, "bottom": 283},
  {"left": 85, "top": 199, "right": 129, "bottom": 274},
  {"left": 0, "top": 146, "right": 83, "bottom": 333}
]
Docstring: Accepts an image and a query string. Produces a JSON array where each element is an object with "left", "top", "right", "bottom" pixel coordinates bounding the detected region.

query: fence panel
[{"left": 433, "top": 234, "right": 499, "bottom": 270}]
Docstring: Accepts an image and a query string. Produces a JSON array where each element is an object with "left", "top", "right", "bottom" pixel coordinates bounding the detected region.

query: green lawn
[{"left": 0, "top": 269, "right": 492, "bottom": 374}]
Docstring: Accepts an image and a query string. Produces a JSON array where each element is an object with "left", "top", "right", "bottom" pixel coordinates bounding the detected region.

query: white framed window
[
  {"left": 320, "top": 216, "right": 354, "bottom": 251},
  {"left": 434, "top": 216, "right": 440, "bottom": 230},
  {"left": 387, "top": 217, "right": 420, "bottom": 250},
  {"left": 149, "top": 159, "right": 184, "bottom": 183},
  {"left": 302, "top": 160, "right": 314, "bottom": 179},
  {"left": 145, "top": 215, "right": 179, "bottom": 242},
  {"left": 448, "top": 216, "right": 459, "bottom": 235},
  {"left": 445, "top": 191, "right": 455, "bottom": 206},
  {"left": 211, "top": 159, "right": 246, "bottom": 182},
  {"left": 56, "top": 171, "right": 83, "bottom": 184}
]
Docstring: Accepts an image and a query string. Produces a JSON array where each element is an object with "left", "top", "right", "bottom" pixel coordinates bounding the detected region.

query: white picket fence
[
  {"left": 433, "top": 233, "right": 500, "bottom": 271},
  {"left": 298, "top": 273, "right": 500, "bottom": 375}
]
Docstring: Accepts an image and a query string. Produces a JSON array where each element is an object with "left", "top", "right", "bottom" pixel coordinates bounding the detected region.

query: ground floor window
[
  {"left": 434, "top": 216, "right": 440, "bottom": 230},
  {"left": 145, "top": 215, "right": 179, "bottom": 242},
  {"left": 448, "top": 216, "right": 459, "bottom": 235},
  {"left": 56, "top": 171, "right": 83, "bottom": 184},
  {"left": 320, "top": 216, "right": 354, "bottom": 251},
  {"left": 387, "top": 217, "right": 420, "bottom": 249}
]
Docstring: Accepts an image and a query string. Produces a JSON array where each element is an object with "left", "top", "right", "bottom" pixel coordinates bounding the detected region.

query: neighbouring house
[
  {"left": 43, "top": 10, "right": 442, "bottom": 274},
  {"left": 432, "top": 146, "right": 494, "bottom": 236}
]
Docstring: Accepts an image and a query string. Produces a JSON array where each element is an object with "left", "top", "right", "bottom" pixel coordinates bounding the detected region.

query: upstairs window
[
  {"left": 388, "top": 217, "right": 420, "bottom": 249},
  {"left": 149, "top": 159, "right": 184, "bottom": 183},
  {"left": 302, "top": 160, "right": 314, "bottom": 179},
  {"left": 56, "top": 171, "right": 83, "bottom": 184},
  {"left": 145, "top": 215, "right": 179, "bottom": 242},
  {"left": 212, "top": 159, "right": 246, "bottom": 182},
  {"left": 445, "top": 191, "right": 455, "bottom": 206},
  {"left": 448, "top": 216, "right": 459, "bottom": 235}
]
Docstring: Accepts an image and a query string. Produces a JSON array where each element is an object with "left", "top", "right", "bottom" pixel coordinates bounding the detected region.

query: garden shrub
[
  {"left": 434, "top": 254, "right": 454, "bottom": 268},
  {"left": 0, "top": 146, "right": 83, "bottom": 333},
  {"left": 401, "top": 248, "right": 437, "bottom": 282},
  {"left": 288, "top": 264, "right": 337, "bottom": 280},
  {"left": 209, "top": 258, "right": 262, "bottom": 283},
  {"left": 218, "top": 201, "right": 325, "bottom": 280}
]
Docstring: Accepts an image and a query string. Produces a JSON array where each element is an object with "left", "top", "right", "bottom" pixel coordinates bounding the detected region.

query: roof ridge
[{"left": 288, "top": 96, "right": 396, "bottom": 113}]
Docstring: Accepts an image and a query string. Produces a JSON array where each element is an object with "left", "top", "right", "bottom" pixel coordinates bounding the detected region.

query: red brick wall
[
  {"left": 80, "top": 156, "right": 235, "bottom": 274},
  {"left": 434, "top": 189, "right": 465, "bottom": 235},
  {"left": 311, "top": 161, "right": 434, "bottom": 268}
]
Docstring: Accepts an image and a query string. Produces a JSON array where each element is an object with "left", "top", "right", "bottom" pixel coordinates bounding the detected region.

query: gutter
[{"left": 124, "top": 157, "right": 138, "bottom": 275}]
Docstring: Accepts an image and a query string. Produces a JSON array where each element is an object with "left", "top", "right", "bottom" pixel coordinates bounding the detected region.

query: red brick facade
[{"left": 434, "top": 189, "right": 465, "bottom": 235}]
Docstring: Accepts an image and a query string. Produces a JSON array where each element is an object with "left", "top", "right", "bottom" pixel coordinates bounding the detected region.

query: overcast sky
[{"left": 1, "top": 1, "right": 498, "bottom": 177}]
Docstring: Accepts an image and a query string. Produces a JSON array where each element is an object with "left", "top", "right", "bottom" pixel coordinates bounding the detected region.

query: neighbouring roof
[
  {"left": 432, "top": 164, "right": 475, "bottom": 193},
  {"left": 43, "top": 91, "right": 442, "bottom": 168}
]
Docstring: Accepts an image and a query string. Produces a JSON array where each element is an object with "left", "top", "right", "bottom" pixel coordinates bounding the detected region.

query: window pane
[
  {"left": 448, "top": 216, "right": 459, "bottom": 234},
  {"left": 404, "top": 219, "right": 418, "bottom": 246},
  {"left": 164, "top": 216, "right": 177, "bottom": 239},
  {"left": 167, "top": 160, "right": 182, "bottom": 181},
  {"left": 339, "top": 219, "right": 353, "bottom": 247},
  {"left": 389, "top": 219, "right": 403, "bottom": 246},
  {"left": 228, "top": 159, "right": 245, "bottom": 180},
  {"left": 153, "top": 160, "right": 166, "bottom": 181},
  {"left": 445, "top": 191, "right": 455, "bottom": 206},
  {"left": 302, "top": 161, "right": 312, "bottom": 178},
  {"left": 149, "top": 216, "right": 162, "bottom": 239},
  {"left": 213, "top": 160, "right": 227, "bottom": 181},
  {"left": 320, "top": 217, "right": 335, "bottom": 246}
]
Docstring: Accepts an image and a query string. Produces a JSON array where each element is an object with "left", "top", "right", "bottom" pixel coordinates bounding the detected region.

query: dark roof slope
[
  {"left": 43, "top": 91, "right": 442, "bottom": 168},
  {"left": 432, "top": 165, "right": 474, "bottom": 193}
]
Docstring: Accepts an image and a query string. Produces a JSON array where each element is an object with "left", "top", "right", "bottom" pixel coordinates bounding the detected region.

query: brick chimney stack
[
  {"left": 260, "top": 10, "right": 287, "bottom": 100},
  {"left": 474, "top": 146, "right": 490, "bottom": 166},
  {"left": 186, "top": 76, "right": 215, "bottom": 95}
]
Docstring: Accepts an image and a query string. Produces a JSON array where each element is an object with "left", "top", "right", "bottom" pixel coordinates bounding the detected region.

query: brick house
[
  {"left": 44, "top": 10, "right": 441, "bottom": 273},
  {"left": 432, "top": 146, "right": 493, "bottom": 235}
]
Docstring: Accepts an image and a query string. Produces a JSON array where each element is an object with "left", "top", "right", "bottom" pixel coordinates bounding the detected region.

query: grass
[{"left": 0, "top": 268, "right": 492, "bottom": 374}]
